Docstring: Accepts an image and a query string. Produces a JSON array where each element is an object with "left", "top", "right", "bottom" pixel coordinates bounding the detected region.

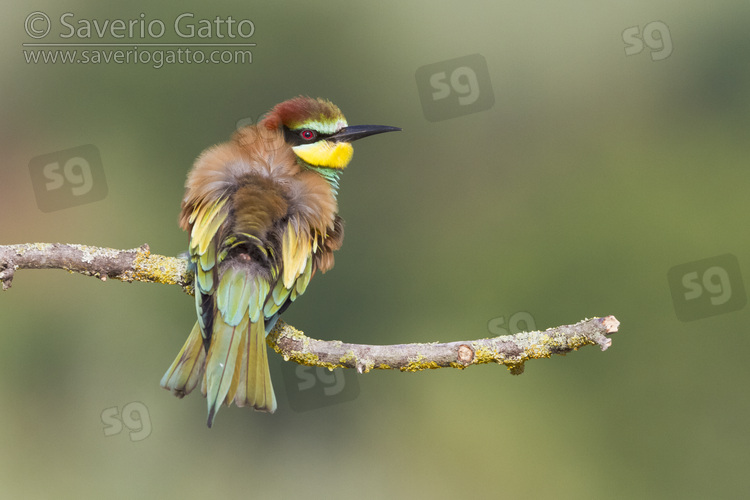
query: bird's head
[{"left": 261, "top": 96, "right": 400, "bottom": 169}]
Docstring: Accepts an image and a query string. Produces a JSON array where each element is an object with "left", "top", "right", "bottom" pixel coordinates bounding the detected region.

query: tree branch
[
  {"left": 0, "top": 243, "right": 190, "bottom": 292},
  {"left": 0, "top": 243, "right": 620, "bottom": 373}
]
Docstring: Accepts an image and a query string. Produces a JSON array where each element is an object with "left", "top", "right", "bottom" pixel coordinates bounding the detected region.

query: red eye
[{"left": 300, "top": 129, "right": 316, "bottom": 141}]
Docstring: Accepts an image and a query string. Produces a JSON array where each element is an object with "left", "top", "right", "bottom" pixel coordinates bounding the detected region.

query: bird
[{"left": 160, "top": 96, "right": 400, "bottom": 427}]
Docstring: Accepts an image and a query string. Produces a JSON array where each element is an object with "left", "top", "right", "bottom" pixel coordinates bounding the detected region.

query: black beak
[{"left": 329, "top": 125, "right": 401, "bottom": 143}]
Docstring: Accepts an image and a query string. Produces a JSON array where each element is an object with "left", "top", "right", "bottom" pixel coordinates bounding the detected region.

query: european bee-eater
[{"left": 160, "top": 96, "right": 400, "bottom": 427}]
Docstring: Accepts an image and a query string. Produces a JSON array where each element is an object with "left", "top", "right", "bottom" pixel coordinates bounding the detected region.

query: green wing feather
[{"left": 162, "top": 198, "right": 321, "bottom": 426}]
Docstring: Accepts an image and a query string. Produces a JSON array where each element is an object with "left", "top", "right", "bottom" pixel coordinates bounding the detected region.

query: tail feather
[
  {"left": 225, "top": 328, "right": 247, "bottom": 406},
  {"left": 244, "top": 319, "right": 277, "bottom": 412},
  {"left": 160, "top": 322, "right": 206, "bottom": 398},
  {"left": 232, "top": 328, "right": 250, "bottom": 406},
  {"left": 163, "top": 272, "right": 278, "bottom": 427},
  {"left": 204, "top": 314, "right": 245, "bottom": 428}
]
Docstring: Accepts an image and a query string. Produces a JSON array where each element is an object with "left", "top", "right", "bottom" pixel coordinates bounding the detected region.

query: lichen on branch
[
  {"left": 268, "top": 316, "right": 618, "bottom": 375},
  {"left": 0, "top": 243, "right": 620, "bottom": 373},
  {"left": 0, "top": 242, "right": 189, "bottom": 292}
]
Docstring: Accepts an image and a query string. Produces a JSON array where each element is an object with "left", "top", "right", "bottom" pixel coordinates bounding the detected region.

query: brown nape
[{"left": 233, "top": 175, "right": 289, "bottom": 241}]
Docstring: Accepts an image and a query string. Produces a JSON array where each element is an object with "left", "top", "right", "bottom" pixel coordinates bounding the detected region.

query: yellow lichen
[
  {"left": 338, "top": 350, "right": 357, "bottom": 365},
  {"left": 401, "top": 354, "right": 441, "bottom": 372},
  {"left": 527, "top": 339, "right": 552, "bottom": 359},
  {"left": 132, "top": 249, "right": 185, "bottom": 286},
  {"left": 280, "top": 322, "right": 307, "bottom": 341},
  {"left": 284, "top": 350, "right": 340, "bottom": 370},
  {"left": 288, "top": 350, "right": 319, "bottom": 366},
  {"left": 567, "top": 335, "right": 595, "bottom": 351},
  {"left": 473, "top": 346, "right": 498, "bottom": 364},
  {"left": 506, "top": 362, "right": 525, "bottom": 375}
]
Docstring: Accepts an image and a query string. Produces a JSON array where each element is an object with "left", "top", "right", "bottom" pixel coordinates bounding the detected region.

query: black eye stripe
[{"left": 282, "top": 126, "right": 333, "bottom": 146}]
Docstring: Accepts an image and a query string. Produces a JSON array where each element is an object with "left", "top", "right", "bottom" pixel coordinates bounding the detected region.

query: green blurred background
[{"left": 2, "top": 1, "right": 750, "bottom": 498}]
